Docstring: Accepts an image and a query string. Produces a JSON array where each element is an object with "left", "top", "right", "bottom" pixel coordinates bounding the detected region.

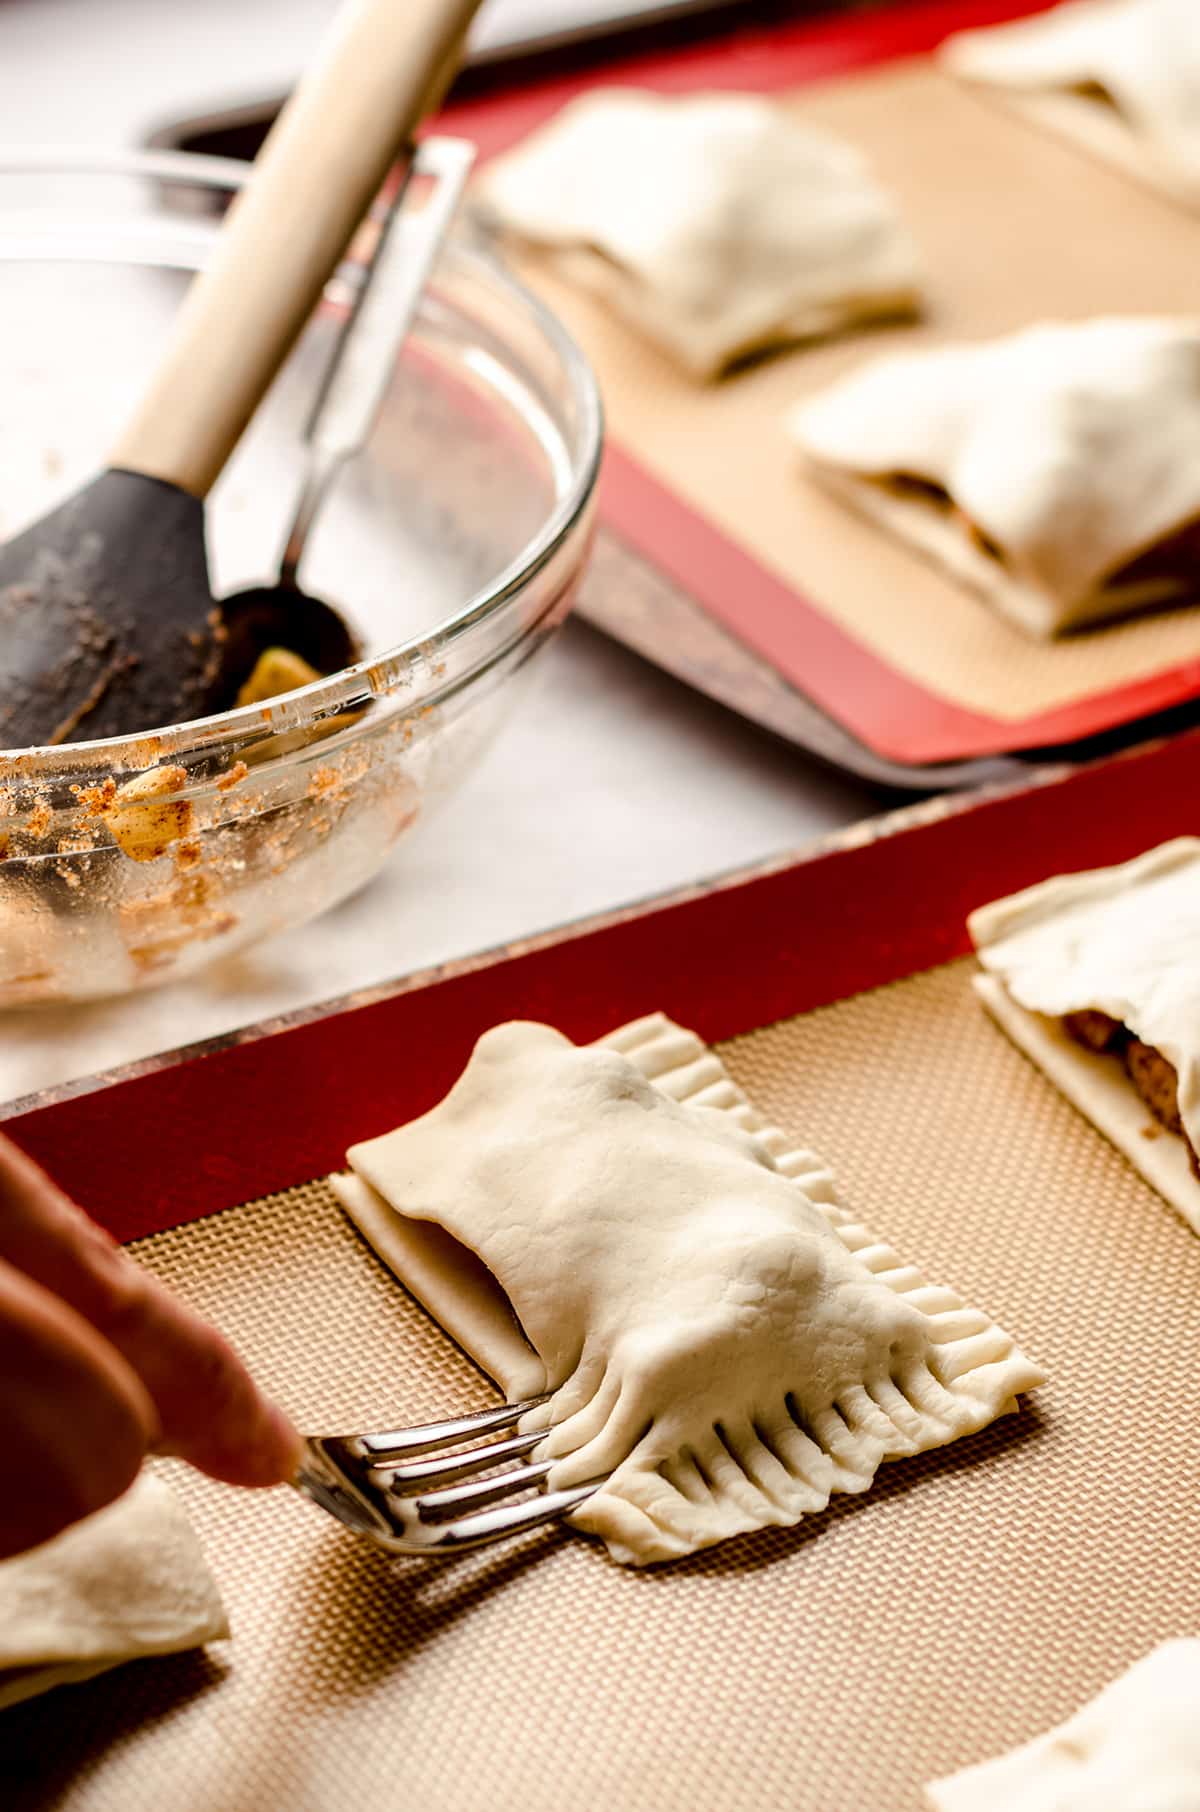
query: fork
[{"left": 293, "top": 1395, "right": 604, "bottom": 1554}]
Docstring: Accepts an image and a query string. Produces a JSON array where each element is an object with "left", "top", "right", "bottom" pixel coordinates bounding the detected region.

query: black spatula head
[{"left": 0, "top": 469, "right": 225, "bottom": 750}]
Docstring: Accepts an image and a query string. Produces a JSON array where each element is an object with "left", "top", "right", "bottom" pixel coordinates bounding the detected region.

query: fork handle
[{"left": 109, "top": 0, "right": 483, "bottom": 499}]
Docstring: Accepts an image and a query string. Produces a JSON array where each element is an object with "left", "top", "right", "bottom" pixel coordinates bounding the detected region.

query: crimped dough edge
[{"left": 333, "top": 1012, "right": 1043, "bottom": 1565}]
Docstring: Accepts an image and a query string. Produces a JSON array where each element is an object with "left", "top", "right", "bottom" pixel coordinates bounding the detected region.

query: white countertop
[{"left": 0, "top": 0, "right": 881, "bottom": 1108}]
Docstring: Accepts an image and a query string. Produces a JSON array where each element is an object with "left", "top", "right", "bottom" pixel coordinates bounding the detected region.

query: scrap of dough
[
  {"left": 969, "top": 836, "right": 1200, "bottom": 1233},
  {"left": 474, "top": 88, "right": 922, "bottom": 378},
  {"left": 789, "top": 316, "right": 1200, "bottom": 636},
  {"left": 926, "top": 1639, "right": 1200, "bottom": 1809},
  {"left": 0, "top": 1471, "right": 229, "bottom": 1710},
  {"left": 941, "top": 0, "right": 1200, "bottom": 211},
  {"left": 333, "top": 1013, "right": 1042, "bottom": 1566}
]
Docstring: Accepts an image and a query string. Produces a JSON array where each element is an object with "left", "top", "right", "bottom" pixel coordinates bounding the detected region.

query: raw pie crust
[
  {"left": 474, "top": 88, "right": 922, "bottom": 379},
  {"left": 331, "top": 1014, "right": 1042, "bottom": 1566},
  {"left": 941, "top": 0, "right": 1200, "bottom": 213},
  {"left": 0, "top": 1471, "right": 228, "bottom": 1710},
  {"left": 926, "top": 1639, "right": 1200, "bottom": 1809},
  {"left": 970, "top": 837, "right": 1200, "bottom": 1233},
  {"left": 789, "top": 316, "right": 1200, "bottom": 637}
]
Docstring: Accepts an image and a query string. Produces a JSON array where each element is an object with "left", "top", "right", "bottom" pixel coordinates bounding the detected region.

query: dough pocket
[
  {"left": 331, "top": 1012, "right": 1042, "bottom": 1566},
  {"left": 926, "top": 1639, "right": 1200, "bottom": 1810},
  {"left": 474, "top": 87, "right": 922, "bottom": 378},
  {"left": 970, "top": 836, "right": 1200, "bottom": 1231},
  {"left": 789, "top": 316, "right": 1200, "bottom": 637},
  {"left": 0, "top": 1473, "right": 228, "bottom": 1710},
  {"left": 941, "top": 0, "right": 1200, "bottom": 213}
]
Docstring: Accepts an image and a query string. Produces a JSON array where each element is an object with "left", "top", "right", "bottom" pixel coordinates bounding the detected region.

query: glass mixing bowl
[{"left": 0, "top": 152, "right": 602, "bottom": 1004}]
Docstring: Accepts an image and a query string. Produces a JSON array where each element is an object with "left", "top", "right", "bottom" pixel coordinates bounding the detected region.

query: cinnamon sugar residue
[
  {"left": 72, "top": 777, "right": 117, "bottom": 817},
  {"left": 5, "top": 969, "right": 54, "bottom": 993},
  {"left": 1, "top": 692, "right": 426, "bottom": 998},
  {"left": 120, "top": 869, "right": 236, "bottom": 973},
  {"left": 306, "top": 766, "right": 339, "bottom": 799}
]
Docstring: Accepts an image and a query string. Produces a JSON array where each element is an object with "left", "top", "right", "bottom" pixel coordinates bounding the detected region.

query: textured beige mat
[
  {"left": 510, "top": 61, "right": 1200, "bottom": 718},
  {"left": 6, "top": 959, "right": 1200, "bottom": 1810}
]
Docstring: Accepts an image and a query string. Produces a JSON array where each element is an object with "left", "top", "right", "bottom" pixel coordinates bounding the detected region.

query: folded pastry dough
[
  {"left": 474, "top": 88, "right": 922, "bottom": 378},
  {"left": 0, "top": 1472, "right": 228, "bottom": 1710},
  {"left": 332, "top": 1013, "right": 1042, "bottom": 1566},
  {"left": 926, "top": 1640, "right": 1200, "bottom": 1809},
  {"left": 941, "top": 0, "right": 1200, "bottom": 211},
  {"left": 789, "top": 316, "right": 1200, "bottom": 636},
  {"left": 970, "top": 837, "right": 1200, "bottom": 1232}
]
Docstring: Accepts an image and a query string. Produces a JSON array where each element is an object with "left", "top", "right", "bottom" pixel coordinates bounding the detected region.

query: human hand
[{"left": 0, "top": 1133, "right": 300, "bottom": 1559}]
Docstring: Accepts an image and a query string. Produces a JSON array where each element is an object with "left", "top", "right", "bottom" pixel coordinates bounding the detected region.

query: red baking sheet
[
  {"left": 8, "top": 726, "right": 1200, "bottom": 1244},
  {"left": 431, "top": 0, "right": 1200, "bottom": 766}
]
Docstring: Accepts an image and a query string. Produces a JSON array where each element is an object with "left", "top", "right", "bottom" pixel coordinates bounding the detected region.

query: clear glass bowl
[{"left": 0, "top": 152, "right": 602, "bottom": 1004}]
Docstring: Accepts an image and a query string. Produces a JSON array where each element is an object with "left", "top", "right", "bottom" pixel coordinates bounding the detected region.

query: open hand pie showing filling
[
  {"left": 971, "top": 837, "right": 1200, "bottom": 1232},
  {"left": 474, "top": 88, "right": 922, "bottom": 379},
  {"left": 789, "top": 316, "right": 1200, "bottom": 637},
  {"left": 941, "top": 0, "right": 1200, "bottom": 212},
  {"left": 925, "top": 1640, "right": 1200, "bottom": 1810},
  {"left": 332, "top": 1014, "right": 1041, "bottom": 1565}
]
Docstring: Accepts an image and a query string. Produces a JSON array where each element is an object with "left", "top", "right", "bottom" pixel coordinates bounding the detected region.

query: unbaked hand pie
[
  {"left": 926, "top": 1640, "right": 1200, "bottom": 1809},
  {"left": 474, "top": 88, "right": 922, "bottom": 379},
  {"left": 0, "top": 1472, "right": 228, "bottom": 1709},
  {"left": 331, "top": 1013, "right": 1041, "bottom": 1566},
  {"left": 941, "top": 0, "right": 1200, "bottom": 211},
  {"left": 971, "top": 837, "right": 1200, "bottom": 1231},
  {"left": 789, "top": 316, "right": 1200, "bottom": 636}
]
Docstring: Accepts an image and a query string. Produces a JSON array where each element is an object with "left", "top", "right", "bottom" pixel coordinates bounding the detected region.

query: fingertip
[
  {"left": 175, "top": 1397, "right": 303, "bottom": 1489},
  {"left": 246, "top": 1400, "right": 304, "bottom": 1487}
]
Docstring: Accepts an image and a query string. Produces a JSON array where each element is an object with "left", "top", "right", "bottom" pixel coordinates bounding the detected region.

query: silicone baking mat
[
  {"left": 8, "top": 964, "right": 1200, "bottom": 1812},
  {"left": 436, "top": 0, "right": 1200, "bottom": 764},
  {"left": 6, "top": 731, "right": 1200, "bottom": 1809}
]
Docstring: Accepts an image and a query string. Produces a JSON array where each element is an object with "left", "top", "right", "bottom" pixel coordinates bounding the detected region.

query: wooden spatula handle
[{"left": 111, "top": 0, "right": 482, "bottom": 499}]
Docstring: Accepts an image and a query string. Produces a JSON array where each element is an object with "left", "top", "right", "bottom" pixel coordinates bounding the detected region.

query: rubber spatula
[{"left": 0, "top": 0, "right": 484, "bottom": 752}]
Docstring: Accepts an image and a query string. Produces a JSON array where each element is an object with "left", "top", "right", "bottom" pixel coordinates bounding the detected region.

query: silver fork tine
[
  {"left": 294, "top": 1395, "right": 605, "bottom": 1557},
  {"left": 404, "top": 1458, "right": 556, "bottom": 1523},
  {"left": 387, "top": 1428, "right": 547, "bottom": 1492},
  {"left": 404, "top": 1483, "right": 601, "bottom": 1553},
  {"left": 359, "top": 1395, "right": 549, "bottom": 1462}
]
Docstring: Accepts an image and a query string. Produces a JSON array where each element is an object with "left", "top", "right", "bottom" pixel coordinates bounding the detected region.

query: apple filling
[{"left": 1062, "top": 1010, "right": 1199, "bottom": 1173}]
